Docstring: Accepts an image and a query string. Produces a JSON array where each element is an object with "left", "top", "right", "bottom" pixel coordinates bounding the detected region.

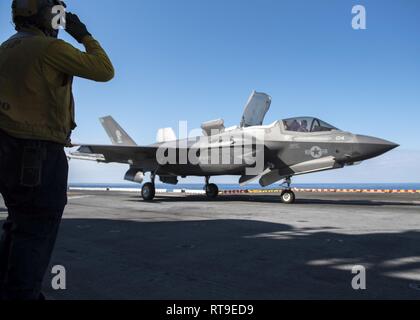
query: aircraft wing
[
  {"left": 239, "top": 156, "right": 344, "bottom": 187},
  {"left": 70, "top": 145, "right": 158, "bottom": 165},
  {"left": 259, "top": 156, "right": 343, "bottom": 187}
]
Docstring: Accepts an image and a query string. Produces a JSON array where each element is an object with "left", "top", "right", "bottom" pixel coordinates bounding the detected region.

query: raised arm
[{"left": 43, "top": 12, "right": 114, "bottom": 82}]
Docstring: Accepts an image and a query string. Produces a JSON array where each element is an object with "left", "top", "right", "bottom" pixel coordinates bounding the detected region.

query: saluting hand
[{"left": 65, "top": 12, "right": 92, "bottom": 43}]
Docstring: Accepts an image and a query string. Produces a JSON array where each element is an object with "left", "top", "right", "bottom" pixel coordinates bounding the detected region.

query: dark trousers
[{"left": 0, "top": 130, "right": 68, "bottom": 300}]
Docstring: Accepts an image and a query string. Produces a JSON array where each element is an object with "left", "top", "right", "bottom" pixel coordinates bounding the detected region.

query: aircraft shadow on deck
[
  {"left": 125, "top": 195, "right": 419, "bottom": 207},
  {"left": 43, "top": 218, "right": 420, "bottom": 300}
]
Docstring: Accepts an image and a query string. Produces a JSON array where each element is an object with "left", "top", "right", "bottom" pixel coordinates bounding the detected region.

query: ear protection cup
[{"left": 39, "top": 6, "right": 53, "bottom": 28}]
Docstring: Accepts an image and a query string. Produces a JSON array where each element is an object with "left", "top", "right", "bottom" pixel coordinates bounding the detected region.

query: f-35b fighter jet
[{"left": 71, "top": 91, "right": 398, "bottom": 203}]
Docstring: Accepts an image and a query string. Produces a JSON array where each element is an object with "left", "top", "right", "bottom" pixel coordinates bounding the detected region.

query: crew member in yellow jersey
[{"left": 0, "top": 0, "right": 114, "bottom": 300}]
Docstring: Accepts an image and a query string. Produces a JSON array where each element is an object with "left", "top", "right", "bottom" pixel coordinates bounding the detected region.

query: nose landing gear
[{"left": 280, "top": 189, "right": 296, "bottom": 204}]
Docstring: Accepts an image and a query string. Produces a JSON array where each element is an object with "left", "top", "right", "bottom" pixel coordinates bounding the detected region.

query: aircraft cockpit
[{"left": 282, "top": 117, "right": 339, "bottom": 133}]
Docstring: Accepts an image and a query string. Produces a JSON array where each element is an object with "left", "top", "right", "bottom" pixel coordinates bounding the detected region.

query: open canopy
[
  {"left": 240, "top": 91, "right": 272, "bottom": 128},
  {"left": 283, "top": 117, "right": 339, "bottom": 133}
]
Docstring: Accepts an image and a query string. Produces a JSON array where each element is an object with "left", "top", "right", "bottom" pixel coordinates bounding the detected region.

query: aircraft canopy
[
  {"left": 283, "top": 117, "right": 338, "bottom": 133},
  {"left": 240, "top": 91, "right": 272, "bottom": 128}
]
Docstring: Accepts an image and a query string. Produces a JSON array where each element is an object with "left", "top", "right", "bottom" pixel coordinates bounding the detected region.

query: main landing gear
[
  {"left": 205, "top": 176, "right": 219, "bottom": 200},
  {"left": 280, "top": 177, "right": 296, "bottom": 204},
  {"left": 141, "top": 173, "right": 156, "bottom": 201}
]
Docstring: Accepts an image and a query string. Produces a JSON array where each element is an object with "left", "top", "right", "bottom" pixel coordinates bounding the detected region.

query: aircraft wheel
[
  {"left": 281, "top": 190, "right": 295, "bottom": 204},
  {"left": 142, "top": 183, "right": 156, "bottom": 201},
  {"left": 205, "top": 183, "right": 219, "bottom": 199}
]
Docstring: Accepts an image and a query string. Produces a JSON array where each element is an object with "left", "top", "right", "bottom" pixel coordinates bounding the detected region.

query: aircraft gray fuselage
[
  {"left": 71, "top": 92, "right": 398, "bottom": 192},
  {"left": 144, "top": 120, "right": 398, "bottom": 184}
]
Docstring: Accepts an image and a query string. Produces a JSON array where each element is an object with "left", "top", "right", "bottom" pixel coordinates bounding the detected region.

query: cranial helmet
[
  {"left": 12, "top": 0, "right": 65, "bottom": 20},
  {"left": 12, "top": 0, "right": 66, "bottom": 36}
]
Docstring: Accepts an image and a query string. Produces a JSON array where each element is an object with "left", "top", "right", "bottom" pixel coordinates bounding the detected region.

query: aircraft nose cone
[{"left": 354, "top": 135, "right": 399, "bottom": 160}]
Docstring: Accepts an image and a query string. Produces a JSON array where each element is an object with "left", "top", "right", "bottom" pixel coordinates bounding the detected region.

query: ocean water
[{"left": 69, "top": 183, "right": 420, "bottom": 191}]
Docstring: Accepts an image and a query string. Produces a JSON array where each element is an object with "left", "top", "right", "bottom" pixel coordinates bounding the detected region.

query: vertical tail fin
[{"left": 99, "top": 116, "right": 137, "bottom": 146}]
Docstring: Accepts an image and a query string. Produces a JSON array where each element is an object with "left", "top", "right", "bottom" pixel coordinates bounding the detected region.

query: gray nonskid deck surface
[{"left": 1, "top": 191, "right": 420, "bottom": 300}]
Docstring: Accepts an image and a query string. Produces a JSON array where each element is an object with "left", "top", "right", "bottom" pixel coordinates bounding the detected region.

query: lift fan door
[
  {"left": 240, "top": 91, "right": 272, "bottom": 128},
  {"left": 157, "top": 128, "right": 177, "bottom": 143}
]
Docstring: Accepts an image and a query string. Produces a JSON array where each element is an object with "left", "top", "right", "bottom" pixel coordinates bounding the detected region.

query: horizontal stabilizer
[
  {"left": 67, "top": 153, "right": 106, "bottom": 162},
  {"left": 71, "top": 144, "right": 158, "bottom": 164}
]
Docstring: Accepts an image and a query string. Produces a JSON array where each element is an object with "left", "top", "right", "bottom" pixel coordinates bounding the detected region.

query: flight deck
[{"left": 1, "top": 191, "right": 419, "bottom": 300}]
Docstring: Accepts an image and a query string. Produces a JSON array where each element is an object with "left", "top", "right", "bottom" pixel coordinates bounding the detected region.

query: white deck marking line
[{"left": 68, "top": 195, "right": 93, "bottom": 200}]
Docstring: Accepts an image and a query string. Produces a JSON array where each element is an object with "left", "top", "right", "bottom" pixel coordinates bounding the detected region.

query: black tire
[
  {"left": 281, "top": 190, "right": 295, "bottom": 204},
  {"left": 205, "top": 183, "right": 219, "bottom": 199},
  {"left": 142, "top": 183, "right": 156, "bottom": 201}
]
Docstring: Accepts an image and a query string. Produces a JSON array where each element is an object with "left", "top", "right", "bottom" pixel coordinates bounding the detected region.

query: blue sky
[{"left": 1, "top": 0, "right": 419, "bottom": 184}]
